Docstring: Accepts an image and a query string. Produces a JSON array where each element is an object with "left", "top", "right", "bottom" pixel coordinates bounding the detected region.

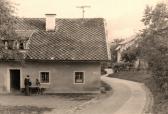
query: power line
[{"left": 76, "top": 5, "right": 91, "bottom": 18}]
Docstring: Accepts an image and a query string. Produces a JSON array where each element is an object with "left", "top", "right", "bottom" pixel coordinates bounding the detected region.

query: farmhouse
[
  {"left": 0, "top": 14, "right": 109, "bottom": 93},
  {"left": 115, "top": 37, "right": 136, "bottom": 63},
  {"left": 115, "top": 36, "right": 148, "bottom": 70}
]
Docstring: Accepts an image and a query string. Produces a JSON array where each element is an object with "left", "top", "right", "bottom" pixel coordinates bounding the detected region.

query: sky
[{"left": 10, "top": 0, "right": 162, "bottom": 42}]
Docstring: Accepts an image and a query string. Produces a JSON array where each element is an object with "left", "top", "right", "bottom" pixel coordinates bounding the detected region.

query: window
[
  {"left": 74, "top": 72, "right": 84, "bottom": 84},
  {"left": 8, "top": 41, "right": 14, "bottom": 49},
  {"left": 19, "top": 42, "right": 24, "bottom": 50},
  {"left": 40, "top": 72, "right": 50, "bottom": 83},
  {"left": 4, "top": 41, "right": 8, "bottom": 49},
  {"left": 3, "top": 40, "right": 28, "bottom": 50},
  {"left": 4, "top": 41, "right": 14, "bottom": 50},
  {"left": 19, "top": 41, "right": 27, "bottom": 50}
]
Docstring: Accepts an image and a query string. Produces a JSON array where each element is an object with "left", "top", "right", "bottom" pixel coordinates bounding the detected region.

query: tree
[
  {"left": 140, "top": 3, "right": 168, "bottom": 64},
  {"left": 120, "top": 35, "right": 141, "bottom": 63},
  {"left": 0, "top": 0, "right": 24, "bottom": 62},
  {"left": 121, "top": 45, "right": 138, "bottom": 63},
  {"left": 140, "top": 2, "right": 168, "bottom": 95},
  {"left": 0, "top": 0, "right": 16, "bottom": 40}
]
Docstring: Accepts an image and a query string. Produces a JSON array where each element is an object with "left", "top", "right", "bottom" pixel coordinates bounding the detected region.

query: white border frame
[
  {"left": 73, "top": 71, "right": 85, "bottom": 84},
  {"left": 39, "top": 71, "right": 51, "bottom": 84},
  {"left": 7, "top": 68, "right": 22, "bottom": 93}
]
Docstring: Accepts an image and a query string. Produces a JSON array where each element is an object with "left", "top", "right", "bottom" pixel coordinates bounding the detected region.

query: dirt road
[{"left": 74, "top": 70, "right": 152, "bottom": 114}]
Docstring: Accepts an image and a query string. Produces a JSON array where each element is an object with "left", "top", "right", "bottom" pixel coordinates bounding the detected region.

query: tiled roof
[
  {"left": 4, "top": 18, "right": 108, "bottom": 61},
  {"left": 15, "top": 18, "right": 45, "bottom": 30},
  {"left": 16, "top": 30, "right": 35, "bottom": 40},
  {"left": 118, "top": 35, "right": 137, "bottom": 45}
]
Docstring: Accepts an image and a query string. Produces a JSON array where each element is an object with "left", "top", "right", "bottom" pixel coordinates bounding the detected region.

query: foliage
[
  {"left": 140, "top": 3, "right": 168, "bottom": 69},
  {"left": 112, "top": 62, "right": 133, "bottom": 73},
  {"left": 0, "top": 0, "right": 24, "bottom": 62},
  {"left": 0, "top": 0, "right": 17, "bottom": 40},
  {"left": 140, "top": 2, "right": 168, "bottom": 95},
  {"left": 121, "top": 39, "right": 140, "bottom": 63}
]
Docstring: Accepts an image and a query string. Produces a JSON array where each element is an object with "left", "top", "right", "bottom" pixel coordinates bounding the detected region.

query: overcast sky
[{"left": 11, "top": 0, "right": 162, "bottom": 42}]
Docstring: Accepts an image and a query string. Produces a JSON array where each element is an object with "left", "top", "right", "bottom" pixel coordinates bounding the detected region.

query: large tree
[
  {"left": 140, "top": 2, "right": 168, "bottom": 94},
  {"left": 0, "top": 0, "right": 23, "bottom": 61},
  {"left": 140, "top": 3, "right": 168, "bottom": 64},
  {"left": 0, "top": 0, "right": 16, "bottom": 39}
]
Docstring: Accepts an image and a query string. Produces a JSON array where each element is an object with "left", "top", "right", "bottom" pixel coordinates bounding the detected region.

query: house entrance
[{"left": 10, "top": 69, "right": 20, "bottom": 92}]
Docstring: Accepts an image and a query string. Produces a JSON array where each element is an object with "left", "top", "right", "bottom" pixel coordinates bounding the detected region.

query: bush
[
  {"left": 112, "top": 62, "right": 133, "bottom": 72},
  {"left": 101, "top": 68, "right": 107, "bottom": 75},
  {"left": 101, "top": 81, "right": 112, "bottom": 92},
  {"left": 149, "top": 55, "right": 168, "bottom": 95}
]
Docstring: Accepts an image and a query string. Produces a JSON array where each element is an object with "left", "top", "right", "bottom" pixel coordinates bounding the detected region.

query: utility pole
[{"left": 76, "top": 5, "right": 91, "bottom": 18}]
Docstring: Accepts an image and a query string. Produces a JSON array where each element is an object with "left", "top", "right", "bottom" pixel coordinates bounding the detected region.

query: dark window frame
[
  {"left": 40, "top": 72, "right": 50, "bottom": 84},
  {"left": 74, "top": 71, "right": 85, "bottom": 84}
]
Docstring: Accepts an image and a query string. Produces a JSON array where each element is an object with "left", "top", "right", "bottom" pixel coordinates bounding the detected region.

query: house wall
[
  {"left": 0, "top": 61, "right": 101, "bottom": 93},
  {"left": 117, "top": 50, "right": 122, "bottom": 63},
  {"left": 0, "top": 63, "right": 7, "bottom": 93}
]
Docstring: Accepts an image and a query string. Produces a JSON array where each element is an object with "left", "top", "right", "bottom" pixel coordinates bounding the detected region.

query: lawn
[
  {"left": 108, "top": 71, "right": 151, "bottom": 82},
  {"left": 108, "top": 71, "right": 168, "bottom": 114}
]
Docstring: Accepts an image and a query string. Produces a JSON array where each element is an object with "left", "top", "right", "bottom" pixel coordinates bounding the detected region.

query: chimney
[{"left": 45, "top": 14, "right": 56, "bottom": 31}]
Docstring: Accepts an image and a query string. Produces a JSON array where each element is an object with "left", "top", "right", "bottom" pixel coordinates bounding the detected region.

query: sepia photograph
[{"left": 0, "top": 0, "right": 168, "bottom": 114}]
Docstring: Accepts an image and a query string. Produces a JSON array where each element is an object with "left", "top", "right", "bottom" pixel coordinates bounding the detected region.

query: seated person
[
  {"left": 35, "top": 79, "right": 41, "bottom": 94},
  {"left": 36, "top": 79, "right": 40, "bottom": 86}
]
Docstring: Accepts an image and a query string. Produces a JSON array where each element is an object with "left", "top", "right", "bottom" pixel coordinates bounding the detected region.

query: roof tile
[{"left": 1, "top": 18, "right": 108, "bottom": 61}]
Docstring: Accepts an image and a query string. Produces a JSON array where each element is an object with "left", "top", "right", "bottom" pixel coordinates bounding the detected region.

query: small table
[{"left": 29, "top": 85, "right": 43, "bottom": 95}]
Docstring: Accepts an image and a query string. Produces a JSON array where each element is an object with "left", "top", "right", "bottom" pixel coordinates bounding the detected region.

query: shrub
[
  {"left": 101, "top": 68, "right": 107, "bottom": 75},
  {"left": 149, "top": 55, "right": 168, "bottom": 95},
  {"left": 112, "top": 62, "right": 133, "bottom": 72}
]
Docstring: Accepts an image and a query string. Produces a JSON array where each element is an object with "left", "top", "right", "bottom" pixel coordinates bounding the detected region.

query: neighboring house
[
  {"left": 0, "top": 14, "right": 109, "bottom": 93},
  {"left": 115, "top": 37, "right": 136, "bottom": 63},
  {"left": 115, "top": 36, "right": 148, "bottom": 70}
]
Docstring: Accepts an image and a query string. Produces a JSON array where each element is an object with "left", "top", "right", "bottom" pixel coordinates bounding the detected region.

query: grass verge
[
  {"left": 108, "top": 71, "right": 168, "bottom": 114},
  {"left": 0, "top": 105, "right": 52, "bottom": 114}
]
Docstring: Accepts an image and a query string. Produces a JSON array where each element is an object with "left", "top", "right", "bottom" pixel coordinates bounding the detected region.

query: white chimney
[{"left": 45, "top": 14, "right": 56, "bottom": 31}]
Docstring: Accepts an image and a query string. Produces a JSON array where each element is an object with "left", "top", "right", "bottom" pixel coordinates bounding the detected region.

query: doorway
[{"left": 10, "top": 69, "right": 20, "bottom": 92}]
